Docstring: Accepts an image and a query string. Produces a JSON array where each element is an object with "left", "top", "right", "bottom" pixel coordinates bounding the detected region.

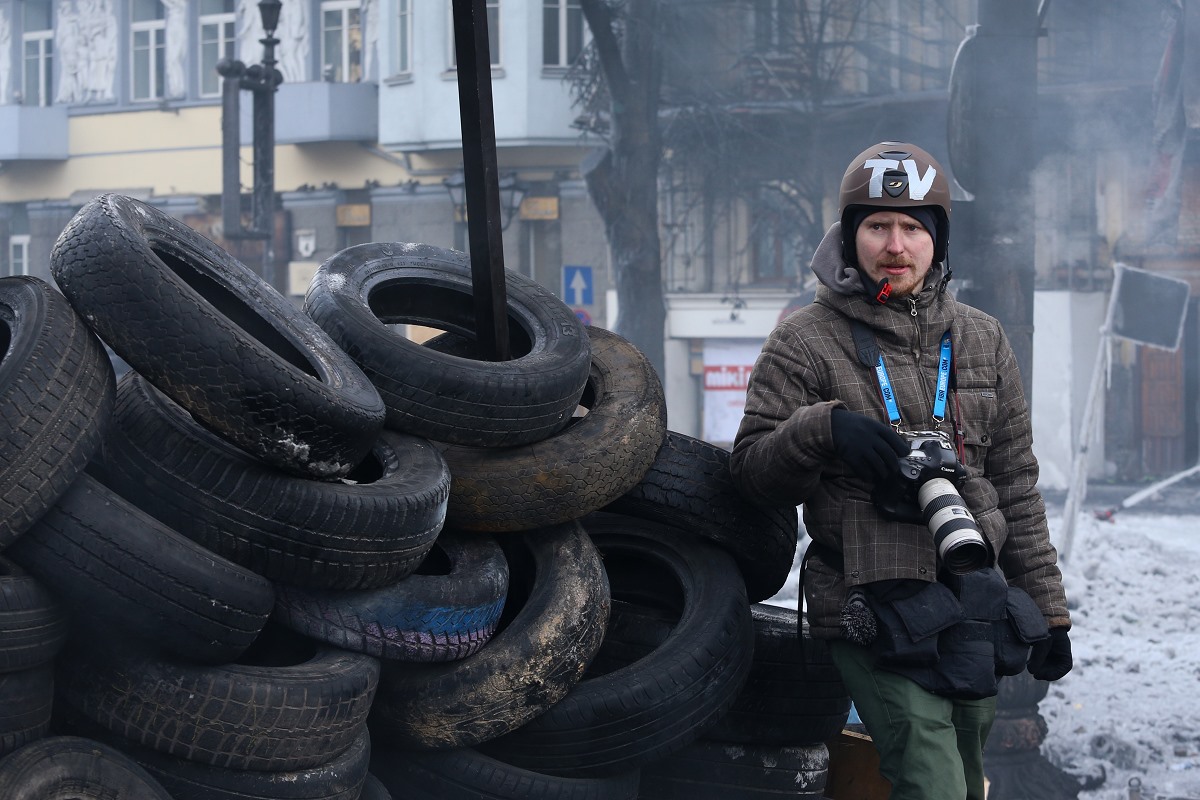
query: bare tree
[
  {"left": 577, "top": 0, "right": 667, "bottom": 377},
  {"left": 573, "top": 0, "right": 970, "bottom": 374}
]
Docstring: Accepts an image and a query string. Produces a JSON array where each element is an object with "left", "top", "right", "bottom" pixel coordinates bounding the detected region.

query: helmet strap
[
  {"left": 937, "top": 266, "right": 953, "bottom": 294},
  {"left": 861, "top": 273, "right": 893, "bottom": 305}
]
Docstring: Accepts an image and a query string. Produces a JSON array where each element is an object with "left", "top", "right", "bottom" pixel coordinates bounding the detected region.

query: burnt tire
[
  {"left": 6, "top": 471, "right": 274, "bottom": 665},
  {"left": 482, "top": 515, "right": 755, "bottom": 778},
  {"left": 439, "top": 326, "right": 667, "bottom": 532},
  {"left": 602, "top": 431, "right": 798, "bottom": 602},
  {"left": 273, "top": 530, "right": 508, "bottom": 662},
  {"left": 50, "top": 193, "right": 384, "bottom": 479},
  {"left": 55, "top": 626, "right": 379, "bottom": 772},
  {"left": 370, "top": 745, "right": 638, "bottom": 800},
  {"left": 0, "top": 276, "right": 114, "bottom": 548},
  {"left": 100, "top": 372, "right": 449, "bottom": 589},
  {"left": 304, "top": 242, "right": 590, "bottom": 447},
  {"left": 0, "top": 667, "right": 53, "bottom": 758},
  {"left": 0, "top": 556, "right": 67, "bottom": 674},
  {"left": 0, "top": 736, "right": 173, "bottom": 799},
  {"left": 368, "top": 522, "right": 609, "bottom": 750},
  {"left": 638, "top": 740, "right": 829, "bottom": 799}
]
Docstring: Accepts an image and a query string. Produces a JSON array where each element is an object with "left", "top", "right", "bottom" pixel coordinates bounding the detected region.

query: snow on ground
[
  {"left": 767, "top": 492, "right": 1200, "bottom": 799},
  {"left": 1041, "top": 508, "right": 1200, "bottom": 800}
]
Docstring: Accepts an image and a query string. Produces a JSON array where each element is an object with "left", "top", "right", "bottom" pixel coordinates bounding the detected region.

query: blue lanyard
[{"left": 872, "top": 331, "right": 953, "bottom": 428}]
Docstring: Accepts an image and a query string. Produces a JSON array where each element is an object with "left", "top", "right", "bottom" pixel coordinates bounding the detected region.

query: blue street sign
[{"left": 563, "top": 265, "right": 594, "bottom": 306}]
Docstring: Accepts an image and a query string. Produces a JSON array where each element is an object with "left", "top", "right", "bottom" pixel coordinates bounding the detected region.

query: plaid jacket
[{"left": 730, "top": 276, "right": 1071, "bottom": 638}]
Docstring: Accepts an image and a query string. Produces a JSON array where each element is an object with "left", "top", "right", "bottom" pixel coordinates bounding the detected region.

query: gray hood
[{"left": 810, "top": 222, "right": 946, "bottom": 297}]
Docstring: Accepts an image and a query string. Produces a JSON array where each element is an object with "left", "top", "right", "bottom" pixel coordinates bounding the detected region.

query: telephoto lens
[{"left": 917, "top": 478, "right": 989, "bottom": 574}]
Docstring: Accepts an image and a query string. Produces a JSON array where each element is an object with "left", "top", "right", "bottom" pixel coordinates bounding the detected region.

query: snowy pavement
[{"left": 767, "top": 480, "right": 1200, "bottom": 799}]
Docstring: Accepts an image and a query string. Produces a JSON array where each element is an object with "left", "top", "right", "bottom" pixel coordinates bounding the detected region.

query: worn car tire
[
  {"left": 482, "top": 515, "right": 755, "bottom": 778},
  {"left": 602, "top": 431, "right": 798, "bottom": 602},
  {"left": 0, "top": 276, "right": 114, "bottom": 548},
  {"left": 439, "top": 326, "right": 666, "bottom": 532},
  {"left": 0, "top": 736, "right": 173, "bottom": 799},
  {"left": 68, "top": 723, "right": 372, "bottom": 800},
  {"left": 100, "top": 372, "right": 449, "bottom": 589},
  {"left": 273, "top": 530, "right": 508, "bottom": 662},
  {"left": 304, "top": 242, "right": 590, "bottom": 447},
  {"left": 0, "top": 667, "right": 53, "bottom": 758},
  {"left": 368, "top": 522, "right": 609, "bottom": 750},
  {"left": 370, "top": 744, "right": 638, "bottom": 800},
  {"left": 55, "top": 627, "right": 379, "bottom": 772},
  {"left": 704, "top": 603, "right": 851, "bottom": 745},
  {"left": 50, "top": 193, "right": 384, "bottom": 479},
  {"left": 7, "top": 471, "right": 274, "bottom": 665},
  {"left": 0, "top": 556, "right": 66, "bottom": 674}
]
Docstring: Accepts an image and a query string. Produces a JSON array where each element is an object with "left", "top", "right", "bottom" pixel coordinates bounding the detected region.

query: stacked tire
[{"left": 0, "top": 194, "right": 846, "bottom": 799}]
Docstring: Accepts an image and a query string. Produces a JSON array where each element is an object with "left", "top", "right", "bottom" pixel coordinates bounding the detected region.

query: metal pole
[
  {"left": 451, "top": 0, "right": 510, "bottom": 362},
  {"left": 249, "top": 27, "right": 281, "bottom": 289},
  {"left": 217, "top": 59, "right": 245, "bottom": 241},
  {"left": 1059, "top": 268, "right": 1122, "bottom": 560}
]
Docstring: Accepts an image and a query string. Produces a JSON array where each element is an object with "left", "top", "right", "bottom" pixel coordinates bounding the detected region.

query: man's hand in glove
[
  {"left": 830, "top": 408, "right": 910, "bottom": 485},
  {"left": 1028, "top": 626, "right": 1072, "bottom": 681}
]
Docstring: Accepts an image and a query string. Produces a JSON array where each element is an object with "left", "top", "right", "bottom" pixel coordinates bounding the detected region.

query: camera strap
[{"left": 850, "top": 320, "right": 953, "bottom": 430}]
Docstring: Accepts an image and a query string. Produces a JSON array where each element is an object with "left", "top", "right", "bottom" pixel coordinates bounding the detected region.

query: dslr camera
[{"left": 872, "top": 430, "right": 990, "bottom": 574}]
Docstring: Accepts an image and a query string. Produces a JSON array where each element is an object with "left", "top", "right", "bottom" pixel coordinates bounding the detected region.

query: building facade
[{"left": 0, "top": 0, "right": 1194, "bottom": 486}]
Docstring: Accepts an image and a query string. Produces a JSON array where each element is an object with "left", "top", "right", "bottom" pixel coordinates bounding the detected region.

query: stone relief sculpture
[
  {"left": 239, "top": 0, "right": 309, "bottom": 83},
  {"left": 163, "top": 0, "right": 188, "bottom": 98},
  {"left": 277, "top": 0, "right": 310, "bottom": 82},
  {"left": 0, "top": 9, "right": 11, "bottom": 105},
  {"left": 55, "top": 0, "right": 116, "bottom": 104}
]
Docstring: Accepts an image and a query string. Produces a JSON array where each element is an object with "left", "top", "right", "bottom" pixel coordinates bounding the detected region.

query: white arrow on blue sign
[{"left": 562, "top": 265, "right": 594, "bottom": 306}]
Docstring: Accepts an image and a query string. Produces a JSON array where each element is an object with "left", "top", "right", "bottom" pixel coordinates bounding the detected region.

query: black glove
[
  {"left": 829, "top": 408, "right": 910, "bottom": 485},
  {"left": 1028, "top": 626, "right": 1072, "bottom": 681}
]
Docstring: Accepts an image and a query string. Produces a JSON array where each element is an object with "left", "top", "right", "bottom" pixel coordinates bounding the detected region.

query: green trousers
[{"left": 830, "top": 641, "right": 996, "bottom": 800}]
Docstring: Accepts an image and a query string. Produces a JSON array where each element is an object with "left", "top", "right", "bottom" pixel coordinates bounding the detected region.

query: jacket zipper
[{"left": 908, "top": 297, "right": 918, "bottom": 317}]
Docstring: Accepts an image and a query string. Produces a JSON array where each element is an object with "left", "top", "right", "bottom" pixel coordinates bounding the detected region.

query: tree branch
[{"left": 580, "top": 0, "right": 632, "bottom": 107}]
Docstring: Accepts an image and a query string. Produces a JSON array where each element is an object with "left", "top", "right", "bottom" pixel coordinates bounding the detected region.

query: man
[{"left": 729, "top": 142, "right": 1072, "bottom": 800}]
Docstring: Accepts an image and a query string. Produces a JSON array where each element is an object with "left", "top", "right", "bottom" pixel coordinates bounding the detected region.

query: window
[
  {"left": 450, "top": 0, "right": 500, "bottom": 68},
  {"left": 199, "top": 0, "right": 236, "bottom": 97},
  {"left": 392, "top": 0, "right": 412, "bottom": 75},
  {"left": 8, "top": 236, "right": 30, "bottom": 277},
  {"left": 131, "top": 0, "right": 166, "bottom": 101},
  {"left": 753, "top": 0, "right": 796, "bottom": 52},
  {"left": 749, "top": 187, "right": 802, "bottom": 284},
  {"left": 322, "top": 0, "right": 363, "bottom": 82},
  {"left": 21, "top": 0, "right": 53, "bottom": 106},
  {"left": 543, "top": 0, "right": 582, "bottom": 68}
]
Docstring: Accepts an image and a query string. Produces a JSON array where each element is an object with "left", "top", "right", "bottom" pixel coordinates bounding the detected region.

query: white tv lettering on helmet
[{"left": 862, "top": 158, "right": 938, "bottom": 202}]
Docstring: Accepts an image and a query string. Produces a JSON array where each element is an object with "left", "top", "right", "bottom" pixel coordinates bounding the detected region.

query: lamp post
[
  {"left": 444, "top": 171, "right": 527, "bottom": 238},
  {"left": 218, "top": 0, "right": 284, "bottom": 288},
  {"left": 446, "top": 171, "right": 527, "bottom": 257}
]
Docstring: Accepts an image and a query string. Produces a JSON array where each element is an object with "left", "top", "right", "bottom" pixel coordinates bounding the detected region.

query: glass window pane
[
  {"left": 23, "top": 42, "right": 39, "bottom": 104},
  {"left": 154, "top": 29, "right": 165, "bottom": 98},
  {"left": 348, "top": 8, "right": 362, "bottom": 81},
  {"left": 324, "top": 14, "right": 344, "bottom": 81},
  {"left": 567, "top": 3, "right": 583, "bottom": 64},
  {"left": 24, "top": 0, "right": 52, "bottom": 32},
  {"left": 487, "top": 3, "right": 499, "bottom": 65},
  {"left": 543, "top": 2, "right": 558, "bottom": 65},
  {"left": 396, "top": 0, "right": 411, "bottom": 72},
  {"left": 200, "top": 0, "right": 235, "bottom": 14},
  {"left": 133, "top": 0, "right": 163, "bottom": 22}
]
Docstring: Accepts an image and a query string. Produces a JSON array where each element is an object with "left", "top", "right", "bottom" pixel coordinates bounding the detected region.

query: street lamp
[
  {"left": 218, "top": 0, "right": 284, "bottom": 287},
  {"left": 443, "top": 171, "right": 527, "bottom": 231}
]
